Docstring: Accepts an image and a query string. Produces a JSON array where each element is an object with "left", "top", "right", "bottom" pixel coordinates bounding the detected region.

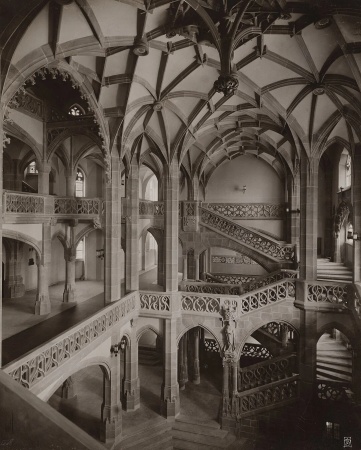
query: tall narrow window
[
  {"left": 346, "top": 154, "right": 352, "bottom": 187},
  {"left": 76, "top": 239, "right": 85, "bottom": 260},
  {"left": 75, "top": 168, "right": 85, "bottom": 197}
]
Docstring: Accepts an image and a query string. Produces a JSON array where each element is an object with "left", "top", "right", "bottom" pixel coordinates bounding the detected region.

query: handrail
[
  {"left": 244, "top": 269, "right": 298, "bottom": 292},
  {"left": 199, "top": 206, "right": 295, "bottom": 261},
  {"left": 202, "top": 202, "right": 285, "bottom": 219},
  {"left": 205, "top": 272, "right": 259, "bottom": 286},
  {"left": 180, "top": 280, "right": 242, "bottom": 295},
  {"left": 3, "top": 292, "right": 138, "bottom": 389}
]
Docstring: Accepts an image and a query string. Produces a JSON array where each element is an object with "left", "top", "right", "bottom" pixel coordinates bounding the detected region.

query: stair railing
[
  {"left": 199, "top": 206, "right": 295, "bottom": 261},
  {"left": 238, "top": 353, "right": 297, "bottom": 391},
  {"left": 243, "top": 269, "right": 298, "bottom": 292}
]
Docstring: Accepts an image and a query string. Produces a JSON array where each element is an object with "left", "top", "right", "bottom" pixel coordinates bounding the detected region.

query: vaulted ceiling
[{"left": 1, "top": 0, "right": 361, "bottom": 188}]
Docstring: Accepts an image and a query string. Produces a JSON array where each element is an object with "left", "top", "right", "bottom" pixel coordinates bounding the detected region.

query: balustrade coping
[
  {"left": 2, "top": 291, "right": 138, "bottom": 373},
  {"left": 238, "top": 352, "right": 296, "bottom": 373},
  {"left": 236, "top": 374, "right": 299, "bottom": 398},
  {"left": 4, "top": 190, "right": 103, "bottom": 201}
]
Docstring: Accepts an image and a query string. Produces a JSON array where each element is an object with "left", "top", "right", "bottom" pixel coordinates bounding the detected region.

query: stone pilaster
[
  {"left": 4, "top": 241, "right": 25, "bottom": 298},
  {"left": 125, "top": 162, "right": 139, "bottom": 292},
  {"left": 63, "top": 223, "right": 77, "bottom": 302},
  {"left": 182, "top": 255, "right": 188, "bottom": 280},
  {"left": 161, "top": 317, "right": 180, "bottom": 418},
  {"left": 353, "top": 150, "right": 361, "bottom": 282},
  {"left": 300, "top": 156, "right": 318, "bottom": 280},
  {"left": 157, "top": 238, "right": 164, "bottom": 286},
  {"left": 100, "top": 337, "right": 122, "bottom": 444},
  {"left": 191, "top": 328, "right": 200, "bottom": 384},
  {"left": 178, "top": 335, "right": 188, "bottom": 390},
  {"left": 287, "top": 171, "right": 300, "bottom": 249},
  {"left": 34, "top": 224, "right": 51, "bottom": 315},
  {"left": 37, "top": 161, "right": 51, "bottom": 195},
  {"left": 194, "top": 254, "right": 200, "bottom": 281},
  {"left": 104, "top": 154, "right": 121, "bottom": 303},
  {"left": 122, "top": 323, "right": 140, "bottom": 411},
  {"left": 66, "top": 167, "right": 75, "bottom": 197},
  {"left": 163, "top": 159, "right": 179, "bottom": 291}
]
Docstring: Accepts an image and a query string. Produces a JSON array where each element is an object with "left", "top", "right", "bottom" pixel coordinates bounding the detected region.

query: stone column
[
  {"left": 63, "top": 253, "right": 76, "bottom": 302},
  {"left": 13, "top": 158, "right": 23, "bottom": 192},
  {"left": 157, "top": 238, "right": 164, "bottom": 286},
  {"left": 0, "top": 113, "right": 4, "bottom": 366},
  {"left": 191, "top": 328, "right": 200, "bottom": 384},
  {"left": 287, "top": 171, "right": 301, "bottom": 248},
  {"left": 122, "top": 323, "right": 140, "bottom": 411},
  {"left": 4, "top": 241, "right": 25, "bottom": 298},
  {"left": 353, "top": 150, "right": 361, "bottom": 282},
  {"left": 161, "top": 317, "right": 180, "bottom": 418},
  {"left": 231, "top": 360, "right": 238, "bottom": 394},
  {"left": 61, "top": 376, "right": 76, "bottom": 399},
  {"left": 300, "top": 156, "right": 318, "bottom": 280},
  {"left": 34, "top": 224, "right": 51, "bottom": 315},
  {"left": 38, "top": 162, "right": 51, "bottom": 195},
  {"left": 66, "top": 167, "right": 75, "bottom": 197},
  {"left": 178, "top": 337, "right": 185, "bottom": 390},
  {"left": 125, "top": 162, "right": 139, "bottom": 292},
  {"left": 194, "top": 254, "right": 200, "bottom": 281},
  {"left": 163, "top": 159, "right": 179, "bottom": 291},
  {"left": 100, "top": 338, "right": 122, "bottom": 444},
  {"left": 104, "top": 154, "right": 121, "bottom": 303},
  {"left": 182, "top": 255, "right": 187, "bottom": 280}
]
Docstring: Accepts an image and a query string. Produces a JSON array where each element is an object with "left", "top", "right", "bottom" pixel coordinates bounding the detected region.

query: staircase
[
  {"left": 317, "top": 334, "right": 352, "bottom": 383},
  {"left": 119, "top": 417, "right": 172, "bottom": 450},
  {"left": 317, "top": 258, "right": 353, "bottom": 283},
  {"left": 172, "top": 415, "right": 241, "bottom": 450},
  {"left": 199, "top": 206, "right": 294, "bottom": 267}
]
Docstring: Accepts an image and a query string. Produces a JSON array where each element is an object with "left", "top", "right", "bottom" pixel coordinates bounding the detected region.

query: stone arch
[
  {"left": 75, "top": 224, "right": 103, "bottom": 248},
  {"left": 52, "top": 230, "right": 69, "bottom": 250},
  {"left": 177, "top": 323, "right": 222, "bottom": 353},
  {"left": 136, "top": 324, "right": 162, "bottom": 342},
  {"left": 316, "top": 319, "right": 358, "bottom": 348},
  {"left": 235, "top": 300, "right": 300, "bottom": 359},
  {"left": 2, "top": 229, "right": 41, "bottom": 259},
  {"left": 41, "top": 358, "right": 111, "bottom": 402}
]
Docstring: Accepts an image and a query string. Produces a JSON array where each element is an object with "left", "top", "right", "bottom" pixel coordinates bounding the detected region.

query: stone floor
[
  {"left": 48, "top": 359, "right": 222, "bottom": 443},
  {"left": 1, "top": 268, "right": 164, "bottom": 365}
]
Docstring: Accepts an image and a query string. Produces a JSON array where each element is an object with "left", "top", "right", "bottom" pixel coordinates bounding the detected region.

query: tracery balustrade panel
[
  {"left": 206, "top": 273, "right": 259, "bottom": 285},
  {"left": 307, "top": 282, "right": 348, "bottom": 305},
  {"left": 3, "top": 292, "right": 138, "bottom": 389},
  {"left": 238, "top": 353, "right": 297, "bottom": 391},
  {"left": 199, "top": 207, "right": 294, "bottom": 260},
  {"left": 139, "top": 200, "right": 164, "bottom": 217},
  {"left": 244, "top": 270, "right": 298, "bottom": 292},
  {"left": 317, "top": 380, "right": 352, "bottom": 402},
  {"left": 230, "top": 376, "right": 299, "bottom": 418},
  {"left": 239, "top": 280, "right": 295, "bottom": 316},
  {"left": 5, "top": 191, "right": 44, "bottom": 214},
  {"left": 203, "top": 203, "right": 285, "bottom": 219},
  {"left": 203, "top": 338, "right": 220, "bottom": 353},
  {"left": 240, "top": 343, "right": 272, "bottom": 359},
  {"left": 211, "top": 255, "right": 258, "bottom": 265},
  {"left": 54, "top": 197, "right": 101, "bottom": 215},
  {"left": 182, "top": 281, "right": 241, "bottom": 295},
  {"left": 139, "top": 292, "right": 170, "bottom": 311}
]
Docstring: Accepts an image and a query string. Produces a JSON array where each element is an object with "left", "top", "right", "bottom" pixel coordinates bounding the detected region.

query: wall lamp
[
  {"left": 350, "top": 232, "right": 360, "bottom": 241},
  {"left": 110, "top": 337, "right": 127, "bottom": 356},
  {"left": 235, "top": 185, "right": 247, "bottom": 194},
  {"left": 285, "top": 207, "right": 300, "bottom": 214},
  {"left": 96, "top": 248, "right": 104, "bottom": 260}
]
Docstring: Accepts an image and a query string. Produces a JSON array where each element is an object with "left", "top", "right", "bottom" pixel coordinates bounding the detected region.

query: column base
[
  {"left": 34, "top": 295, "right": 51, "bottom": 315},
  {"left": 63, "top": 287, "right": 76, "bottom": 303},
  {"left": 4, "top": 282, "right": 25, "bottom": 298},
  {"left": 99, "top": 416, "right": 122, "bottom": 444},
  {"left": 161, "top": 384, "right": 180, "bottom": 419},
  {"left": 192, "top": 377, "right": 200, "bottom": 385},
  {"left": 123, "top": 383, "right": 140, "bottom": 411}
]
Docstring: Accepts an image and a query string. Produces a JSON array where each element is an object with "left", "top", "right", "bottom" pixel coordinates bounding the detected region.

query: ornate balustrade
[
  {"left": 199, "top": 207, "right": 294, "bottom": 261},
  {"left": 139, "top": 200, "right": 164, "bottom": 217},
  {"left": 240, "top": 343, "right": 271, "bottom": 359},
  {"left": 3, "top": 191, "right": 102, "bottom": 219},
  {"left": 4, "top": 191, "right": 45, "bottom": 214},
  {"left": 181, "top": 293, "right": 237, "bottom": 316},
  {"left": 238, "top": 353, "right": 297, "bottom": 391},
  {"left": 239, "top": 279, "right": 295, "bottom": 316},
  {"left": 3, "top": 292, "right": 138, "bottom": 389},
  {"left": 139, "top": 291, "right": 171, "bottom": 312},
  {"left": 180, "top": 280, "right": 242, "bottom": 295},
  {"left": 244, "top": 269, "right": 298, "bottom": 292},
  {"left": 223, "top": 376, "right": 299, "bottom": 419},
  {"left": 54, "top": 197, "right": 101, "bottom": 215},
  {"left": 260, "top": 321, "right": 296, "bottom": 342},
  {"left": 307, "top": 282, "right": 348, "bottom": 304},
  {"left": 203, "top": 202, "right": 285, "bottom": 219},
  {"left": 205, "top": 273, "right": 259, "bottom": 285},
  {"left": 317, "top": 380, "right": 353, "bottom": 402}
]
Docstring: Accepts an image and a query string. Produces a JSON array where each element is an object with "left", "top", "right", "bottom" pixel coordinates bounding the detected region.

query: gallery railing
[
  {"left": 316, "top": 380, "right": 353, "bottom": 402},
  {"left": 202, "top": 202, "right": 285, "bottom": 219},
  {"left": 244, "top": 269, "right": 298, "bottom": 292},
  {"left": 180, "top": 280, "right": 242, "bottom": 295},
  {"left": 205, "top": 273, "right": 259, "bottom": 285},
  {"left": 4, "top": 191, "right": 45, "bottom": 214},
  {"left": 199, "top": 207, "right": 294, "bottom": 261},
  {"left": 54, "top": 197, "right": 101, "bottom": 215},
  {"left": 3, "top": 292, "right": 138, "bottom": 389}
]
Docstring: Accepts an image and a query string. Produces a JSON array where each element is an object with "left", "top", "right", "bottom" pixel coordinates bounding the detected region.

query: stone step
[
  {"left": 121, "top": 418, "right": 172, "bottom": 449},
  {"left": 172, "top": 430, "right": 236, "bottom": 450},
  {"left": 173, "top": 421, "right": 228, "bottom": 439},
  {"left": 317, "top": 362, "right": 352, "bottom": 376},
  {"left": 317, "top": 350, "right": 351, "bottom": 359},
  {"left": 176, "top": 415, "right": 221, "bottom": 430},
  {"left": 316, "top": 368, "right": 352, "bottom": 383},
  {"left": 317, "top": 357, "right": 352, "bottom": 368}
]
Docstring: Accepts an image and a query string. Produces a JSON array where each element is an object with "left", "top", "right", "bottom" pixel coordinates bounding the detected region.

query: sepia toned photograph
[{"left": 0, "top": 0, "right": 360, "bottom": 449}]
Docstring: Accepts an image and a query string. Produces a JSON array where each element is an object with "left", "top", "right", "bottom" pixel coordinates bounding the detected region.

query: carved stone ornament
[
  {"left": 221, "top": 305, "right": 236, "bottom": 354},
  {"left": 93, "top": 218, "right": 102, "bottom": 229},
  {"left": 133, "top": 36, "right": 149, "bottom": 56},
  {"left": 50, "top": 217, "right": 57, "bottom": 226},
  {"left": 214, "top": 74, "right": 239, "bottom": 96}
]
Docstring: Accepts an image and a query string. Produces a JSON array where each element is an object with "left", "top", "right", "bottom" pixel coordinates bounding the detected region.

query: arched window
[
  {"left": 76, "top": 239, "right": 85, "bottom": 260},
  {"left": 75, "top": 168, "right": 85, "bottom": 197},
  {"left": 68, "top": 104, "right": 84, "bottom": 117},
  {"left": 345, "top": 154, "right": 352, "bottom": 187},
  {"left": 25, "top": 161, "right": 38, "bottom": 175}
]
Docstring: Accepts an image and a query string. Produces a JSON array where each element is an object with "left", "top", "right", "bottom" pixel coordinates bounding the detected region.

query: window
[
  {"left": 76, "top": 239, "right": 85, "bottom": 260},
  {"left": 75, "top": 168, "right": 85, "bottom": 197},
  {"left": 26, "top": 161, "right": 38, "bottom": 174},
  {"left": 346, "top": 154, "right": 351, "bottom": 187},
  {"left": 68, "top": 104, "right": 84, "bottom": 117},
  {"left": 325, "top": 422, "right": 340, "bottom": 441}
]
